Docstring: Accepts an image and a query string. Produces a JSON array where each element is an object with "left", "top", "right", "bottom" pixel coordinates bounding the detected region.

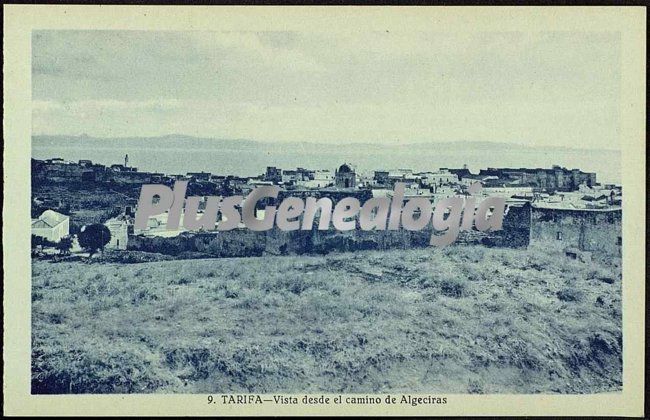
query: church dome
[{"left": 338, "top": 163, "right": 353, "bottom": 173}]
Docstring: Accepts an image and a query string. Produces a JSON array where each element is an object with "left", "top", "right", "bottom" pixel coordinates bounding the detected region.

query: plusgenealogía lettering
[{"left": 134, "top": 181, "right": 506, "bottom": 247}]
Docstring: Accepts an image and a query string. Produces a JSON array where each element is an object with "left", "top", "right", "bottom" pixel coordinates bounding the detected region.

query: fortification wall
[
  {"left": 127, "top": 203, "right": 532, "bottom": 258},
  {"left": 530, "top": 207, "right": 621, "bottom": 256}
]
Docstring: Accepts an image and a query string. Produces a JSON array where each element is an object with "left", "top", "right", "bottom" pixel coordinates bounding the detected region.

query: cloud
[
  {"left": 184, "top": 31, "right": 323, "bottom": 72},
  {"left": 31, "top": 30, "right": 621, "bottom": 149},
  {"left": 33, "top": 99, "right": 184, "bottom": 113}
]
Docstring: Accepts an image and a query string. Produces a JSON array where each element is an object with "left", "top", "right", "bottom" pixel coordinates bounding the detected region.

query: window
[{"left": 556, "top": 231, "right": 563, "bottom": 240}]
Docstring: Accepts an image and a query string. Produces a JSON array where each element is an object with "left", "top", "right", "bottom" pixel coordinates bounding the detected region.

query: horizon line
[{"left": 31, "top": 133, "right": 622, "bottom": 153}]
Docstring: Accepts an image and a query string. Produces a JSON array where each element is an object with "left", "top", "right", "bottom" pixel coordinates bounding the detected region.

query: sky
[{"left": 32, "top": 30, "right": 621, "bottom": 149}]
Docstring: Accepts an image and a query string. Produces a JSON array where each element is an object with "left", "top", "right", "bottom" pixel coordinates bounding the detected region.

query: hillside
[{"left": 31, "top": 242, "right": 622, "bottom": 394}]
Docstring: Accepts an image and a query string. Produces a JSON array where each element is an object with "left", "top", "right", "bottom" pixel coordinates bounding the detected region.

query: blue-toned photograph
[{"left": 31, "top": 30, "right": 622, "bottom": 395}]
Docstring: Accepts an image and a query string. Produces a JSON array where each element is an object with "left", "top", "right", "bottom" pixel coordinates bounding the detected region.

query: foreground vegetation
[{"left": 32, "top": 242, "right": 622, "bottom": 394}]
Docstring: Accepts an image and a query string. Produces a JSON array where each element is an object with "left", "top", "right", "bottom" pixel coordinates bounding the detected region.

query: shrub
[
  {"left": 467, "top": 378, "right": 485, "bottom": 394},
  {"left": 32, "top": 235, "right": 56, "bottom": 249},
  {"left": 94, "top": 250, "right": 173, "bottom": 264},
  {"left": 440, "top": 276, "right": 468, "bottom": 298},
  {"left": 557, "top": 287, "right": 584, "bottom": 302}
]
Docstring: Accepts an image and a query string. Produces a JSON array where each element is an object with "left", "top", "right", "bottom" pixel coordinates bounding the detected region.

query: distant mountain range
[{"left": 32, "top": 134, "right": 620, "bottom": 153}]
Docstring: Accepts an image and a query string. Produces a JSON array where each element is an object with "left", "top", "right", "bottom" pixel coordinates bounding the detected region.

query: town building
[
  {"left": 281, "top": 169, "right": 301, "bottom": 184},
  {"left": 110, "top": 164, "right": 138, "bottom": 172},
  {"left": 187, "top": 171, "right": 212, "bottom": 181},
  {"left": 481, "top": 185, "right": 535, "bottom": 199},
  {"left": 373, "top": 170, "right": 390, "bottom": 186},
  {"left": 530, "top": 205, "right": 621, "bottom": 256},
  {"left": 296, "top": 170, "right": 334, "bottom": 189},
  {"left": 335, "top": 163, "right": 357, "bottom": 189},
  {"left": 448, "top": 165, "right": 597, "bottom": 192},
  {"left": 104, "top": 216, "right": 131, "bottom": 250},
  {"left": 31, "top": 210, "right": 70, "bottom": 243},
  {"left": 264, "top": 166, "right": 282, "bottom": 183},
  {"left": 418, "top": 170, "right": 459, "bottom": 187}
]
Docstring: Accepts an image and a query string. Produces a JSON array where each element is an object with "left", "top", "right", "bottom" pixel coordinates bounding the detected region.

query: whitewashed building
[
  {"left": 31, "top": 210, "right": 70, "bottom": 243},
  {"left": 104, "top": 216, "right": 130, "bottom": 250},
  {"left": 419, "top": 171, "right": 459, "bottom": 187}
]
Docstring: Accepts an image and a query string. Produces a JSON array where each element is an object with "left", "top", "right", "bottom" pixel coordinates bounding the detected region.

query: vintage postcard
[{"left": 3, "top": 5, "right": 646, "bottom": 417}]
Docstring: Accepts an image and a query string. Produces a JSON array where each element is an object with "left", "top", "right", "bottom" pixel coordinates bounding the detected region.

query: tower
[{"left": 125, "top": 154, "right": 129, "bottom": 168}]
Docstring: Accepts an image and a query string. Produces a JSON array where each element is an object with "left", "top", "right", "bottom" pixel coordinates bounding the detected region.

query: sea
[{"left": 32, "top": 136, "right": 622, "bottom": 185}]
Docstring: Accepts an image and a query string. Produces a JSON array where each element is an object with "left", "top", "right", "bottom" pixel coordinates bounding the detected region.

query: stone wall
[
  {"left": 127, "top": 203, "right": 533, "bottom": 258},
  {"left": 530, "top": 207, "right": 621, "bottom": 256}
]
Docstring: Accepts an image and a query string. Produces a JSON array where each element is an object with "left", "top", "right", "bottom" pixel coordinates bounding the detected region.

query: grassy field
[{"left": 31, "top": 242, "right": 622, "bottom": 394}]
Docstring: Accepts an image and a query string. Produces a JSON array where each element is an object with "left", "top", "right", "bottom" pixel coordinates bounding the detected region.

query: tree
[
  {"left": 32, "top": 235, "right": 56, "bottom": 249},
  {"left": 31, "top": 235, "right": 43, "bottom": 257},
  {"left": 31, "top": 235, "right": 43, "bottom": 249},
  {"left": 56, "top": 236, "right": 73, "bottom": 255},
  {"left": 78, "top": 224, "right": 111, "bottom": 256}
]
